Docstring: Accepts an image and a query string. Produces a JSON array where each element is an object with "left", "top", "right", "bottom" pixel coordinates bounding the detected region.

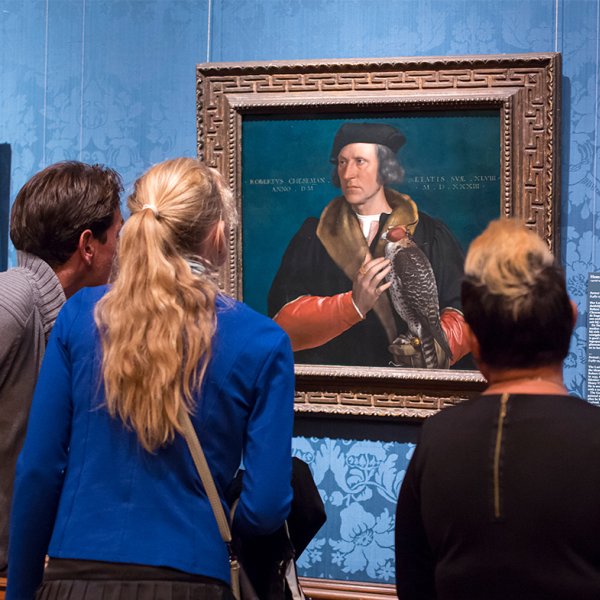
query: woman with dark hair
[
  {"left": 7, "top": 158, "right": 294, "bottom": 600},
  {"left": 395, "top": 219, "right": 600, "bottom": 599}
]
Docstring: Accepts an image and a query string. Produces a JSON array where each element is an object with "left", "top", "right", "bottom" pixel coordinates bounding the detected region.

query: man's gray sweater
[{"left": 0, "top": 252, "right": 65, "bottom": 573}]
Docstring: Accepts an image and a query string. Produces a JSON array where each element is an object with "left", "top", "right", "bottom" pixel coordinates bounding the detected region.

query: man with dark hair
[
  {"left": 268, "top": 122, "right": 470, "bottom": 367},
  {"left": 0, "top": 161, "right": 123, "bottom": 577}
]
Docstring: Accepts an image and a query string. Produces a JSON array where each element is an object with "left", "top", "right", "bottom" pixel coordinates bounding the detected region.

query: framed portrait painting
[{"left": 196, "top": 53, "right": 561, "bottom": 421}]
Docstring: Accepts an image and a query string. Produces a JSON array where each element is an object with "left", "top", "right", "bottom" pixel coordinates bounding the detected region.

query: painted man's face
[{"left": 337, "top": 143, "right": 382, "bottom": 212}]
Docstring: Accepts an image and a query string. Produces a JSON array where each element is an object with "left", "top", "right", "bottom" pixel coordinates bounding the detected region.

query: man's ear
[{"left": 78, "top": 229, "right": 95, "bottom": 267}]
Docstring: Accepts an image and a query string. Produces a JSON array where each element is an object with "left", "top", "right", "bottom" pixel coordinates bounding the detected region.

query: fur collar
[{"left": 316, "top": 189, "right": 418, "bottom": 344}]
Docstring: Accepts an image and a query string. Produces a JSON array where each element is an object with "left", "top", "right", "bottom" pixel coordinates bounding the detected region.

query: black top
[
  {"left": 268, "top": 211, "right": 465, "bottom": 367},
  {"left": 395, "top": 394, "right": 600, "bottom": 600}
]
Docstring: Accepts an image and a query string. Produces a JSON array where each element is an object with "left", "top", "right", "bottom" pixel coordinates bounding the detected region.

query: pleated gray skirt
[{"left": 35, "top": 558, "right": 236, "bottom": 600}]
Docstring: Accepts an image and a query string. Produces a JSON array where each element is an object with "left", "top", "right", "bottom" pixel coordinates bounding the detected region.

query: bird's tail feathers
[{"left": 421, "top": 333, "right": 451, "bottom": 369}]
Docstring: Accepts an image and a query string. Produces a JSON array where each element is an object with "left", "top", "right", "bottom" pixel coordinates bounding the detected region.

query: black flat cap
[{"left": 330, "top": 122, "right": 406, "bottom": 161}]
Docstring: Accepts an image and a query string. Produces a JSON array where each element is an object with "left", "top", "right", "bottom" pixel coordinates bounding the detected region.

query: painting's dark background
[{"left": 242, "top": 112, "right": 500, "bottom": 316}]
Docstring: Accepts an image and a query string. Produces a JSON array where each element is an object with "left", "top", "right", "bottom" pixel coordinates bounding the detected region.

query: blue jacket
[{"left": 7, "top": 286, "right": 295, "bottom": 600}]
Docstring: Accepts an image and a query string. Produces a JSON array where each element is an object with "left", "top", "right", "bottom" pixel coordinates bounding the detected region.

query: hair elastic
[{"left": 141, "top": 204, "right": 159, "bottom": 217}]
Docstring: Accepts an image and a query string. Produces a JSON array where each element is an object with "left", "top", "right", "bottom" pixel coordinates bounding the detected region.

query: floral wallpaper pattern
[
  {"left": 292, "top": 437, "right": 414, "bottom": 583},
  {"left": 1, "top": 0, "right": 600, "bottom": 585}
]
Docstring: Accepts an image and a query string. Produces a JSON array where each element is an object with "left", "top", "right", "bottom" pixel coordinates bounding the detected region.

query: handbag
[
  {"left": 179, "top": 407, "right": 312, "bottom": 600},
  {"left": 226, "top": 459, "right": 325, "bottom": 599},
  {"left": 178, "top": 406, "right": 258, "bottom": 600}
]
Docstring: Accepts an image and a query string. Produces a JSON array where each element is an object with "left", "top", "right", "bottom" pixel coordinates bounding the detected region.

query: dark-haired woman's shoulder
[
  {"left": 419, "top": 395, "right": 491, "bottom": 434},
  {"left": 534, "top": 392, "right": 600, "bottom": 426},
  {"left": 420, "top": 393, "right": 600, "bottom": 446},
  {"left": 415, "top": 396, "right": 518, "bottom": 455}
]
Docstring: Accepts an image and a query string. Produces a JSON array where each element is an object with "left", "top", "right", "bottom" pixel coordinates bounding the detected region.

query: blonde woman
[
  {"left": 395, "top": 219, "right": 600, "bottom": 599},
  {"left": 7, "top": 158, "right": 294, "bottom": 600}
]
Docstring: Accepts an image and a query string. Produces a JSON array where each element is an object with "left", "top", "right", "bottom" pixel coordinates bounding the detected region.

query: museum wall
[{"left": 1, "top": 0, "right": 599, "bottom": 586}]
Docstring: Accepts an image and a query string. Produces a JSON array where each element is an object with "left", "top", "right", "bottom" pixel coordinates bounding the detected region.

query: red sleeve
[
  {"left": 440, "top": 308, "right": 471, "bottom": 365},
  {"left": 273, "top": 292, "right": 363, "bottom": 352}
]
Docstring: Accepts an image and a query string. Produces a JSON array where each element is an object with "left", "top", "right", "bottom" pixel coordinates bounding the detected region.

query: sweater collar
[{"left": 17, "top": 251, "right": 66, "bottom": 340}]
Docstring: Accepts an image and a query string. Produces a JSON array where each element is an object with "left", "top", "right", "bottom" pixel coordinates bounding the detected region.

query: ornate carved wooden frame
[{"left": 196, "top": 53, "right": 561, "bottom": 426}]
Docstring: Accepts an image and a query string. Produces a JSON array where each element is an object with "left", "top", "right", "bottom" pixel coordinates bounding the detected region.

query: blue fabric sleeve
[
  {"left": 232, "top": 331, "right": 295, "bottom": 536},
  {"left": 7, "top": 307, "right": 74, "bottom": 600}
]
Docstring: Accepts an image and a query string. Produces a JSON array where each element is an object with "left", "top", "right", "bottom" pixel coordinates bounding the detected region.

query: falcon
[{"left": 382, "top": 225, "right": 452, "bottom": 368}]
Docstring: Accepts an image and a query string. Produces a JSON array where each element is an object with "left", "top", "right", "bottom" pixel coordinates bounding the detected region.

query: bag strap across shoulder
[
  {"left": 178, "top": 406, "right": 241, "bottom": 599},
  {"left": 178, "top": 406, "right": 231, "bottom": 540}
]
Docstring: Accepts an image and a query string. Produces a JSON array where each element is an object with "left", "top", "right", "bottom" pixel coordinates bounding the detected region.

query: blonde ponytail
[{"left": 94, "top": 158, "right": 235, "bottom": 452}]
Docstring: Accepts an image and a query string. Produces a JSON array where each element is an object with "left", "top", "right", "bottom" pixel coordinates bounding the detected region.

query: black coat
[
  {"left": 268, "top": 210, "right": 465, "bottom": 367},
  {"left": 396, "top": 394, "right": 600, "bottom": 600}
]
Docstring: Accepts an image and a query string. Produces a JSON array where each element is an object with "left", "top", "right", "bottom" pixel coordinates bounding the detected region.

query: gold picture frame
[{"left": 196, "top": 52, "right": 561, "bottom": 423}]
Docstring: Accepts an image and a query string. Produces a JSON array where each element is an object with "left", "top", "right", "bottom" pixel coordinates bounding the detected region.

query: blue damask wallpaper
[
  {"left": 292, "top": 437, "right": 415, "bottom": 583},
  {"left": 1, "top": 0, "right": 600, "bottom": 587}
]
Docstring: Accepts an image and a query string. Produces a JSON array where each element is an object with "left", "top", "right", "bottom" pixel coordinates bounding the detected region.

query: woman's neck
[{"left": 482, "top": 364, "right": 569, "bottom": 396}]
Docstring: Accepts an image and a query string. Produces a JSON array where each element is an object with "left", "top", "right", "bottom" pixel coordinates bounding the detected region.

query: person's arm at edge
[
  {"left": 7, "top": 310, "right": 74, "bottom": 600},
  {"left": 232, "top": 328, "right": 295, "bottom": 536}
]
